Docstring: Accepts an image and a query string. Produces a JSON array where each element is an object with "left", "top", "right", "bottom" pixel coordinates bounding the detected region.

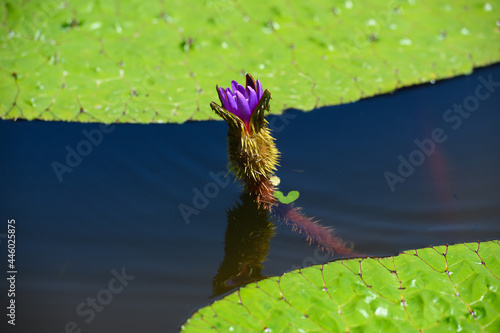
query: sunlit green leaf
[
  {"left": 181, "top": 240, "right": 500, "bottom": 332},
  {"left": 274, "top": 190, "right": 300, "bottom": 204},
  {"left": 1, "top": 0, "right": 499, "bottom": 123}
]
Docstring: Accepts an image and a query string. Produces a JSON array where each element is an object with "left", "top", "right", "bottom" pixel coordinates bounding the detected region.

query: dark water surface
[{"left": 1, "top": 64, "right": 500, "bottom": 332}]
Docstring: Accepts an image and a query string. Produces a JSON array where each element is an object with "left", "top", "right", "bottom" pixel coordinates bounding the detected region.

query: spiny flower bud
[{"left": 211, "top": 74, "right": 279, "bottom": 208}]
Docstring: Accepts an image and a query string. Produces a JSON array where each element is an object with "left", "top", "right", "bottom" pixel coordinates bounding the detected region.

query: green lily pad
[
  {"left": 181, "top": 240, "right": 500, "bottom": 332},
  {"left": 274, "top": 190, "right": 300, "bottom": 204},
  {"left": 1, "top": 0, "right": 499, "bottom": 123}
]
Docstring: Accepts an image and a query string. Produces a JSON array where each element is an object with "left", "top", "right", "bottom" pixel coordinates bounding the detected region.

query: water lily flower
[
  {"left": 210, "top": 74, "right": 279, "bottom": 208},
  {"left": 216, "top": 75, "right": 263, "bottom": 131},
  {"left": 211, "top": 74, "right": 271, "bottom": 135}
]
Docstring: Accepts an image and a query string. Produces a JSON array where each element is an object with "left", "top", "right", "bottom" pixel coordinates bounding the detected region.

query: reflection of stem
[
  {"left": 212, "top": 194, "right": 275, "bottom": 297},
  {"left": 212, "top": 195, "right": 358, "bottom": 297},
  {"left": 272, "top": 203, "right": 357, "bottom": 257}
]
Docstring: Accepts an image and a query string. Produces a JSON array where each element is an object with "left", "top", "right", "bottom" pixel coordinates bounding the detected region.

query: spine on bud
[{"left": 227, "top": 120, "right": 279, "bottom": 208}]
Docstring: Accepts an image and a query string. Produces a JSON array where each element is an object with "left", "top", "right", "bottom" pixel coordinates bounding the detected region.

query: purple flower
[{"left": 216, "top": 74, "right": 264, "bottom": 130}]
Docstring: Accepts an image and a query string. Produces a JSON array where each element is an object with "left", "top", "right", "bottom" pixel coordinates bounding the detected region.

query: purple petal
[
  {"left": 217, "top": 86, "right": 227, "bottom": 108},
  {"left": 256, "top": 79, "right": 263, "bottom": 100},
  {"left": 231, "top": 81, "right": 239, "bottom": 94},
  {"left": 236, "top": 84, "right": 248, "bottom": 99},
  {"left": 226, "top": 88, "right": 238, "bottom": 113},
  {"left": 247, "top": 86, "right": 258, "bottom": 113},
  {"left": 235, "top": 91, "right": 251, "bottom": 124}
]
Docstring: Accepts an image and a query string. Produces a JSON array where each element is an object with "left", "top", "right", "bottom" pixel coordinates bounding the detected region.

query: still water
[{"left": 1, "top": 64, "right": 499, "bottom": 332}]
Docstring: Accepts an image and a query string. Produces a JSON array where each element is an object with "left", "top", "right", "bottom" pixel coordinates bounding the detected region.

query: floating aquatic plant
[
  {"left": 211, "top": 74, "right": 354, "bottom": 256},
  {"left": 211, "top": 74, "right": 279, "bottom": 208}
]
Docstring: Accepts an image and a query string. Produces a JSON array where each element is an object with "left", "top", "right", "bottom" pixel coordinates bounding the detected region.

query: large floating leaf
[
  {"left": 0, "top": 0, "right": 499, "bottom": 123},
  {"left": 182, "top": 240, "right": 500, "bottom": 332}
]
